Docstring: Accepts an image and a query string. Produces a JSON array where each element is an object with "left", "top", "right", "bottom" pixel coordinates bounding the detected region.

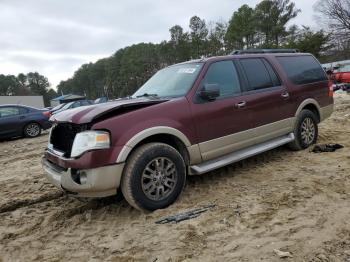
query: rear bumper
[
  {"left": 320, "top": 104, "right": 334, "bottom": 122},
  {"left": 42, "top": 157, "right": 124, "bottom": 197},
  {"left": 42, "top": 121, "right": 52, "bottom": 130}
]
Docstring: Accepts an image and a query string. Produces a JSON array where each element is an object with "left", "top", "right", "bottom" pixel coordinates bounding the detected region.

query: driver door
[{"left": 190, "top": 60, "right": 254, "bottom": 161}]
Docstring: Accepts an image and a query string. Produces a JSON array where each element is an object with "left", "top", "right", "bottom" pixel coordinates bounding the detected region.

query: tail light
[
  {"left": 328, "top": 80, "right": 333, "bottom": 97},
  {"left": 43, "top": 111, "right": 51, "bottom": 118}
]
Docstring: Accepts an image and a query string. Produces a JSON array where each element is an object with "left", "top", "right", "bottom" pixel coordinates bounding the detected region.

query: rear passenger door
[{"left": 237, "top": 57, "right": 294, "bottom": 139}]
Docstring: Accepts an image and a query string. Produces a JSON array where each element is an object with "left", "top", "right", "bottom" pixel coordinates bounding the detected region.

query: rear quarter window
[{"left": 276, "top": 55, "right": 327, "bottom": 85}]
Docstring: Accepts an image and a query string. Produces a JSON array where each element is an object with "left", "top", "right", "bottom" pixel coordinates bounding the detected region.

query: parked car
[
  {"left": 42, "top": 50, "right": 334, "bottom": 211},
  {"left": 52, "top": 100, "right": 93, "bottom": 115},
  {"left": 49, "top": 103, "right": 66, "bottom": 114},
  {"left": 0, "top": 104, "right": 51, "bottom": 139},
  {"left": 94, "top": 97, "right": 108, "bottom": 104}
]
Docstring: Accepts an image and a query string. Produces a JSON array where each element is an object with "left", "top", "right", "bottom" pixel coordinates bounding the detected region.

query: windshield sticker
[{"left": 178, "top": 68, "right": 197, "bottom": 74}]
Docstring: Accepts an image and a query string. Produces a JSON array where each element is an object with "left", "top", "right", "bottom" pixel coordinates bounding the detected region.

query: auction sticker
[{"left": 178, "top": 68, "right": 197, "bottom": 74}]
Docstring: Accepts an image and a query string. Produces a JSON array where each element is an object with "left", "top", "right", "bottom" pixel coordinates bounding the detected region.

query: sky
[{"left": 0, "top": 0, "right": 320, "bottom": 89}]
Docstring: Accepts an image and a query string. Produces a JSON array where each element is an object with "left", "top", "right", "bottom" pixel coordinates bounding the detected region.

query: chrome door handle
[
  {"left": 281, "top": 92, "right": 290, "bottom": 99},
  {"left": 235, "top": 101, "right": 246, "bottom": 108}
]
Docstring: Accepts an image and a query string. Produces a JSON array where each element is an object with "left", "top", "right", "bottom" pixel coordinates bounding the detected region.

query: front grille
[{"left": 50, "top": 123, "right": 87, "bottom": 157}]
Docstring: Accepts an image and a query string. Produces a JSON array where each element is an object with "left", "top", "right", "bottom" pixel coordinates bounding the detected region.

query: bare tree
[{"left": 315, "top": 0, "right": 350, "bottom": 31}]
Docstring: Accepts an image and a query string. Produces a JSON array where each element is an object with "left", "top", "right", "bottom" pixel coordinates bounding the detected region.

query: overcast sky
[{"left": 0, "top": 0, "right": 320, "bottom": 89}]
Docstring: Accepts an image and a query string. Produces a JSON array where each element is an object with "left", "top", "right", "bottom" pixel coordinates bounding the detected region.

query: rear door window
[
  {"left": 202, "top": 60, "right": 241, "bottom": 98},
  {"left": 276, "top": 55, "right": 327, "bottom": 85},
  {"left": 19, "top": 107, "right": 29, "bottom": 114},
  {"left": 240, "top": 58, "right": 277, "bottom": 91}
]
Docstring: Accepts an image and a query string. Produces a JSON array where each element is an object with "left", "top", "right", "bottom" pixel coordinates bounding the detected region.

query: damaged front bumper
[{"left": 42, "top": 157, "right": 124, "bottom": 198}]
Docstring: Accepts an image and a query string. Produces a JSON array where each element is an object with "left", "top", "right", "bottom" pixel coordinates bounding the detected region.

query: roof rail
[{"left": 231, "top": 49, "right": 299, "bottom": 55}]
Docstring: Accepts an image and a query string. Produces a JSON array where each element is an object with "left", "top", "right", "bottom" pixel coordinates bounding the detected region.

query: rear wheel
[
  {"left": 24, "top": 122, "right": 41, "bottom": 138},
  {"left": 288, "top": 109, "right": 318, "bottom": 150},
  {"left": 121, "top": 143, "right": 186, "bottom": 211}
]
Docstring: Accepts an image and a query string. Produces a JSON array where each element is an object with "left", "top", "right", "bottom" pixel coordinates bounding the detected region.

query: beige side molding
[
  {"left": 116, "top": 126, "right": 193, "bottom": 163},
  {"left": 295, "top": 98, "right": 321, "bottom": 118}
]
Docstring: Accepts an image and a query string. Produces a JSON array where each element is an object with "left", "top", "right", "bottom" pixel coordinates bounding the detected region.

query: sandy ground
[{"left": 0, "top": 94, "right": 349, "bottom": 262}]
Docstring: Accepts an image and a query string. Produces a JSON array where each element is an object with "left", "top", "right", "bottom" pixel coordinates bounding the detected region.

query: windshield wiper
[{"left": 136, "top": 93, "right": 159, "bottom": 98}]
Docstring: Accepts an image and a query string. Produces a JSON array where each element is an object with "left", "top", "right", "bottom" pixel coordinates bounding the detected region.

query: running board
[{"left": 190, "top": 133, "right": 295, "bottom": 175}]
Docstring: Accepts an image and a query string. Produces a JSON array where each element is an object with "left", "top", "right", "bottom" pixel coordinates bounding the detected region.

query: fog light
[{"left": 71, "top": 170, "right": 88, "bottom": 185}]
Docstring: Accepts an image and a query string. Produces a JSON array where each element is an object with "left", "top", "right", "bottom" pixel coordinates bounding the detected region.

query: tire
[
  {"left": 121, "top": 143, "right": 186, "bottom": 211},
  {"left": 288, "top": 109, "right": 318, "bottom": 151},
  {"left": 24, "top": 122, "right": 42, "bottom": 138}
]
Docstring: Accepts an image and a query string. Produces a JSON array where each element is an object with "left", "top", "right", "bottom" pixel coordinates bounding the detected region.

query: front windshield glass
[
  {"left": 52, "top": 103, "right": 65, "bottom": 111},
  {"left": 133, "top": 63, "right": 203, "bottom": 98},
  {"left": 60, "top": 102, "right": 74, "bottom": 110}
]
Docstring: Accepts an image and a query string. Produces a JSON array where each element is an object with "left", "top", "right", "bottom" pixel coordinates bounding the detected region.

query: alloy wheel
[
  {"left": 141, "top": 157, "right": 177, "bottom": 201},
  {"left": 301, "top": 117, "right": 315, "bottom": 145},
  {"left": 26, "top": 123, "right": 40, "bottom": 137}
]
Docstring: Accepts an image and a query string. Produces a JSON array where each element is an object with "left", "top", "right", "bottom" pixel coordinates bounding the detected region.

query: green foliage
[
  {"left": 284, "top": 26, "right": 333, "bottom": 58},
  {"left": 255, "top": 0, "right": 300, "bottom": 47},
  {"left": 0, "top": 72, "right": 56, "bottom": 106},
  {"left": 189, "top": 16, "right": 209, "bottom": 58},
  {"left": 56, "top": 0, "right": 334, "bottom": 100},
  {"left": 225, "top": 5, "right": 256, "bottom": 50}
]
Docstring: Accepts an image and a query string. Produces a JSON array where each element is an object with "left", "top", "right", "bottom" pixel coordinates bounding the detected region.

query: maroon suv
[{"left": 42, "top": 51, "right": 333, "bottom": 211}]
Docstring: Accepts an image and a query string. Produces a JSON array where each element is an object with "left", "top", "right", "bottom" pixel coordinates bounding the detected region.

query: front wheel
[
  {"left": 288, "top": 109, "right": 318, "bottom": 151},
  {"left": 121, "top": 143, "right": 186, "bottom": 211},
  {"left": 24, "top": 122, "right": 42, "bottom": 138}
]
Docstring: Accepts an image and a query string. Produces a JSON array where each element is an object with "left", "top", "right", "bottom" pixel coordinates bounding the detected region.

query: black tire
[
  {"left": 24, "top": 122, "right": 42, "bottom": 138},
  {"left": 288, "top": 109, "right": 318, "bottom": 151},
  {"left": 121, "top": 143, "right": 186, "bottom": 211}
]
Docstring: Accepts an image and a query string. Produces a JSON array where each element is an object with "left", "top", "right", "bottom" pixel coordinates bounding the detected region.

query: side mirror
[{"left": 200, "top": 84, "right": 220, "bottom": 101}]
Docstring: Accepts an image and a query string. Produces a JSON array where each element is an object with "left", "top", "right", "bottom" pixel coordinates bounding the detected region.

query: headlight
[{"left": 71, "top": 131, "right": 110, "bottom": 158}]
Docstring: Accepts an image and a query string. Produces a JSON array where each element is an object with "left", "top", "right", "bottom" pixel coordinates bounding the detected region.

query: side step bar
[{"left": 190, "top": 133, "right": 295, "bottom": 175}]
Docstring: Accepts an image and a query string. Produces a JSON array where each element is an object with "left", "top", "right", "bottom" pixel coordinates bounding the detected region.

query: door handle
[
  {"left": 281, "top": 92, "right": 290, "bottom": 99},
  {"left": 235, "top": 101, "right": 246, "bottom": 109}
]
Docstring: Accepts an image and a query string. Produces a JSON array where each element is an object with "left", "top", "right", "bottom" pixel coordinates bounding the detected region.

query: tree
[
  {"left": 0, "top": 75, "right": 17, "bottom": 96},
  {"left": 284, "top": 26, "right": 333, "bottom": 57},
  {"left": 315, "top": 0, "right": 350, "bottom": 31},
  {"left": 27, "top": 72, "right": 51, "bottom": 106},
  {"left": 208, "top": 21, "right": 227, "bottom": 56},
  {"left": 169, "top": 25, "right": 184, "bottom": 44},
  {"left": 55, "top": 1, "right": 336, "bottom": 99},
  {"left": 255, "top": 0, "right": 300, "bottom": 47},
  {"left": 225, "top": 5, "right": 256, "bottom": 50},
  {"left": 0, "top": 72, "right": 54, "bottom": 106},
  {"left": 168, "top": 25, "right": 191, "bottom": 62},
  {"left": 189, "top": 16, "right": 208, "bottom": 58}
]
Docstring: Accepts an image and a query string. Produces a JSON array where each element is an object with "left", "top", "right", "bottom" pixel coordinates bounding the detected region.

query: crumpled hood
[{"left": 50, "top": 98, "right": 168, "bottom": 124}]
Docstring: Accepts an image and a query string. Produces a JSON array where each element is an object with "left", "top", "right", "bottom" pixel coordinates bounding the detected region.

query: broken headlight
[{"left": 71, "top": 131, "right": 110, "bottom": 158}]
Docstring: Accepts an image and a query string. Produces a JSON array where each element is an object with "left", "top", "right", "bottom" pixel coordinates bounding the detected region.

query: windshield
[
  {"left": 52, "top": 103, "right": 65, "bottom": 111},
  {"left": 60, "top": 102, "right": 74, "bottom": 111},
  {"left": 133, "top": 63, "right": 203, "bottom": 98}
]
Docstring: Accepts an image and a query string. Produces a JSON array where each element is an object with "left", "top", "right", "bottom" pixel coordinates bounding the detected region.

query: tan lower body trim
[
  {"left": 187, "top": 144, "right": 202, "bottom": 165},
  {"left": 199, "top": 118, "right": 295, "bottom": 161},
  {"left": 320, "top": 104, "right": 333, "bottom": 122}
]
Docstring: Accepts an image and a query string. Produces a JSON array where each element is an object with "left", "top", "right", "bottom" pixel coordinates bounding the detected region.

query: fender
[
  {"left": 116, "top": 126, "right": 201, "bottom": 164},
  {"left": 294, "top": 98, "right": 321, "bottom": 118}
]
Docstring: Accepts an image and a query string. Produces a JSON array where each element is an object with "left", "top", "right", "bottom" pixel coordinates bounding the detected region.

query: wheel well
[
  {"left": 128, "top": 134, "right": 190, "bottom": 165},
  {"left": 302, "top": 104, "right": 320, "bottom": 123},
  {"left": 23, "top": 121, "right": 42, "bottom": 132}
]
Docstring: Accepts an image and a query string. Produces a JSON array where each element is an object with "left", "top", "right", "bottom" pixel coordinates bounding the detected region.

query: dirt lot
[{"left": 0, "top": 94, "right": 349, "bottom": 262}]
